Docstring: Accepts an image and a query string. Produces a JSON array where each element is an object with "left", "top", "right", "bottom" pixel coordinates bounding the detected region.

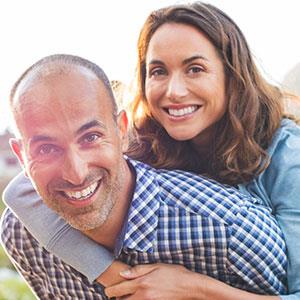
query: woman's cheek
[{"left": 146, "top": 81, "right": 165, "bottom": 108}]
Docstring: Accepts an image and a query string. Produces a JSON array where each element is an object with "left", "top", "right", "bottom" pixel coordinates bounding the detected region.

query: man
[{"left": 1, "top": 54, "right": 286, "bottom": 299}]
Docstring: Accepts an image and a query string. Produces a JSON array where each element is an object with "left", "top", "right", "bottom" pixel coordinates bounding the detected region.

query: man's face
[{"left": 12, "top": 67, "right": 129, "bottom": 231}]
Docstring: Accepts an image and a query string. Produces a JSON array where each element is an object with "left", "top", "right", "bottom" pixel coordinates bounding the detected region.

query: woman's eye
[
  {"left": 149, "top": 67, "right": 166, "bottom": 77},
  {"left": 188, "top": 66, "right": 204, "bottom": 74}
]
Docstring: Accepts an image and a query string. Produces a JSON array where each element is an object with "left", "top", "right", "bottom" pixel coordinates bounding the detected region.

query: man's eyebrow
[
  {"left": 30, "top": 135, "right": 55, "bottom": 145},
  {"left": 28, "top": 121, "right": 106, "bottom": 145},
  {"left": 76, "top": 120, "right": 107, "bottom": 135}
]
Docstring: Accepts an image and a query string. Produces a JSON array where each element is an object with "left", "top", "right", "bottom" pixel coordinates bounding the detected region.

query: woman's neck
[{"left": 191, "top": 127, "right": 215, "bottom": 155}]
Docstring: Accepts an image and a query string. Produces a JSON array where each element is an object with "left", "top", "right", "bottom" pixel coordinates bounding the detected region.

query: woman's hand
[
  {"left": 96, "top": 260, "right": 129, "bottom": 287},
  {"left": 104, "top": 263, "right": 281, "bottom": 300},
  {"left": 105, "top": 263, "right": 200, "bottom": 300}
]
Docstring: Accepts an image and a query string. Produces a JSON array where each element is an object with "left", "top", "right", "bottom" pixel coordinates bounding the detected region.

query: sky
[{"left": 1, "top": 0, "right": 300, "bottom": 133}]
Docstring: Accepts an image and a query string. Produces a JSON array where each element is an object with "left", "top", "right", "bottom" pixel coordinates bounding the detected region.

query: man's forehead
[{"left": 13, "top": 64, "right": 98, "bottom": 105}]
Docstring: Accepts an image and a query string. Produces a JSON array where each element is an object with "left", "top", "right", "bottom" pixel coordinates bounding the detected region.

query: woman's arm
[
  {"left": 2, "top": 172, "right": 128, "bottom": 284},
  {"left": 239, "top": 120, "right": 300, "bottom": 300},
  {"left": 261, "top": 122, "right": 300, "bottom": 299}
]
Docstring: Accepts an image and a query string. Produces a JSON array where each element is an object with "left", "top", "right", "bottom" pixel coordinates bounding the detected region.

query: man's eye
[
  {"left": 37, "top": 145, "right": 59, "bottom": 156},
  {"left": 81, "top": 133, "right": 101, "bottom": 144}
]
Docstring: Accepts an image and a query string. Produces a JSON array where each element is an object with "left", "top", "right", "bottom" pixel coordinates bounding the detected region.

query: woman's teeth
[
  {"left": 64, "top": 182, "right": 98, "bottom": 200},
  {"left": 168, "top": 105, "right": 198, "bottom": 117}
]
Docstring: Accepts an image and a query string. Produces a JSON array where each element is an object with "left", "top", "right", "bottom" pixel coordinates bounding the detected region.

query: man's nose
[
  {"left": 166, "top": 74, "right": 188, "bottom": 100},
  {"left": 61, "top": 149, "right": 88, "bottom": 186}
]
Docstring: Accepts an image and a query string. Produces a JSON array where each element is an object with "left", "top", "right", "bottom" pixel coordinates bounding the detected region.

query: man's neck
[{"left": 83, "top": 160, "right": 135, "bottom": 251}]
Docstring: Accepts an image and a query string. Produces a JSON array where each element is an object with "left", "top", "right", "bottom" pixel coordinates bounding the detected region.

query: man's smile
[{"left": 61, "top": 181, "right": 100, "bottom": 201}]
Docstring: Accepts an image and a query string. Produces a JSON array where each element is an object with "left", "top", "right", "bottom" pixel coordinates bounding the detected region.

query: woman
[{"left": 4, "top": 2, "right": 300, "bottom": 299}]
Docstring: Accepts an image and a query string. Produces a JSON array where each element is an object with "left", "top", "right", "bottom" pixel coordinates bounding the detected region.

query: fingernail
[{"left": 120, "top": 269, "right": 131, "bottom": 276}]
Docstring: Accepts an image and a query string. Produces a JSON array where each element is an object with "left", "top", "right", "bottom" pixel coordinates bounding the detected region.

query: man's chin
[
  {"left": 61, "top": 211, "right": 107, "bottom": 231},
  {"left": 44, "top": 193, "right": 115, "bottom": 231}
]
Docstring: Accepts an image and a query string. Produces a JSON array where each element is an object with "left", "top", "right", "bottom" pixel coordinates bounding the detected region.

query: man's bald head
[{"left": 10, "top": 54, "right": 118, "bottom": 135}]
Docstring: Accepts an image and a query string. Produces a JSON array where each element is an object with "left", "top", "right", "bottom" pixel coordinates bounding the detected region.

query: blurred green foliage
[
  {"left": 0, "top": 245, "right": 13, "bottom": 270},
  {"left": 0, "top": 268, "right": 36, "bottom": 300}
]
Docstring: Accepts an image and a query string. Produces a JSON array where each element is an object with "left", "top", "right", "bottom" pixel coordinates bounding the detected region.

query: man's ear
[
  {"left": 9, "top": 138, "right": 25, "bottom": 168},
  {"left": 117, "top": 110, "right": 129, "bottom": 152}
]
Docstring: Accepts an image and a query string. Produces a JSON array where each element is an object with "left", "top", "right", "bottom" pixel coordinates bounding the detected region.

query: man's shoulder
[
  {"left": 0, "top": 208, "right": 68, "bottom": 272},
  {"left": 0, "top": 208, "right": 38, "bottom": 255},
  {"left": 1, "top": 207, "right": 20, "bottom": 240},
  {"left": 1, "top": 208, "right": 20, "bottom": 241},
  {"left": 129, "top": 157, "right": 236, "bottom": 192},
  {"left": 0, "top": 209, "right": 105, "bottom": 298},
  {"left": 154, "top": 167, "right": 244, "bottom": 208},
  {"left": 129, "top": 158, "right": 247, "bottom": 223},
  {"left": 129, "top": 157, "right": 223, "bottom": 189}
]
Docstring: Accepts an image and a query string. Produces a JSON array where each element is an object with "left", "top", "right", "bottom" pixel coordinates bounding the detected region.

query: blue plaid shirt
[{"left": 1, "top": 159, "right": 287, "bottom": 299}]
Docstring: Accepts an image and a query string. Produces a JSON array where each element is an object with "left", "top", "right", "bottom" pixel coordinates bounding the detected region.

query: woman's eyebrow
[
  {"left": 182, "top": 55, "right": 207, "bottom": 65},
  {"left": 148, "top": 59, "right": 165, "bottom": 66}
]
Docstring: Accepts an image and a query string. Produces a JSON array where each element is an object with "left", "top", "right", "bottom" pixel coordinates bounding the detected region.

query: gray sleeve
[{"left": 2, "top": 172, "right": 114, "bottom": 282}]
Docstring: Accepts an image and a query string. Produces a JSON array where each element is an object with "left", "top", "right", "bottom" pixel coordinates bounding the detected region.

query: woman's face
[{"left": 145, "top": 22, "right": 227, "bottom": 145}]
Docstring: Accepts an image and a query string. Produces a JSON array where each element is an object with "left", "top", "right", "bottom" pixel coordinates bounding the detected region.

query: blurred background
[
  {"left": 1, "top": 0, "right": 300, "bottom": 298},
  {"left": 0, "top": 134, "right": 31, "bottom": 299}
]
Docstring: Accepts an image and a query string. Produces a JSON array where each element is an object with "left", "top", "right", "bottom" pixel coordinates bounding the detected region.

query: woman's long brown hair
[{"left": 127, "top": 2, "right": 285, "bottom": 185}]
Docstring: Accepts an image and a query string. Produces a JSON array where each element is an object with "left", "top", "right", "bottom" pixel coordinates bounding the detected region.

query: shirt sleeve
[
  {"left": 263, "top": 127, "right": 300, "bottom": 300},
  {"left": 2, "top": 172, "right": 114, "bottom": 282}
]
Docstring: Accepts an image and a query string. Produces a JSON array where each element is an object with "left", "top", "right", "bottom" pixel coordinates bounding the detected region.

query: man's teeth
[
  {"left": 64, "top": 182, "right": 98, "bottom": 200},
  {"left": 168, "top": 105, "right": 198, "bottom": 117}
]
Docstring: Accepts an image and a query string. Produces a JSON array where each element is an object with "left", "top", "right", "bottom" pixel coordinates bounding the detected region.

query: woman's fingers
[
  {"left": 119, "top": 264, "right": 158, "bottom": 279},
  {"left": 105, "top": 279, "right": 137, "bottom": 298}
]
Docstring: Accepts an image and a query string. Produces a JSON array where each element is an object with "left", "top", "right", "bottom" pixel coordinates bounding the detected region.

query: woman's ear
[{"left": 117, "top": 110, "right": 129, "bottom": 152}]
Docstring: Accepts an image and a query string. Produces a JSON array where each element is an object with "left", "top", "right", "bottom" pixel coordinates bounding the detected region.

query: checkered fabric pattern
[
  {"left": 1, "top": 209, "right": 107, "bottom": 299},
  {"left": 119, "top": 160, "right": 287, "bottom": 294},
  {"left": 1, "top": 158, "right": 287, "bottom": 299}
]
